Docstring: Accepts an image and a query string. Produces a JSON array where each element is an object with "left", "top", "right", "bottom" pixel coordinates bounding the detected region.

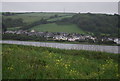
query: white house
[
  {"left": 5, "top": 31, "right": 16, "bottom": 34},
  {"left": 68, "top": 38, "right": 76, "bottom": 41},
  {"left": 53, "top": 35, "right": 67, "bottom": 41},
  {"left": 31, "top": 30, "right": 35, "bottom": 32},
  {"left": 114, "top": 38, "right": 120, "bottom": 44}
]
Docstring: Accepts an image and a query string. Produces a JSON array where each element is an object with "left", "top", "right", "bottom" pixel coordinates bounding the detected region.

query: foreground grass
[{"left": 2, "top": 44, "right": 119, "bottom": 79}]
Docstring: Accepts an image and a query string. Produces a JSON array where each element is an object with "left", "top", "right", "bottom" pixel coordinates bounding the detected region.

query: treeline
[
  {"left": 2, "top": 12, "right": 16, "bottom": 16},
  {"left": 20, "top": 18, "right": 48, "bottom": 30},
  {"left": 2, "top": 12, "right": 25, "bottom": 29},
  {"left": 58, "top": 13, "right": 120, "bottom": 37},
  {"left": 2, "top": 18, "right": 24, "bottom": 33},
  {"left": 2, "top": 18, "right": 24, "bottom": 28},
  {"left": 2, "top": 17, "right": 52, "bottom": 32},
  {"left": 2, "top": 33, "right": 46, "bottom": 41}
]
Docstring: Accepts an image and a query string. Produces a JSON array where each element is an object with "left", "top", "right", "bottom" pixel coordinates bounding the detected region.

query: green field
[
  {"left": 47, "top": 15, "right": 73, "bottom": 22},
  {"left": 30, "top": 23, "right": 85, "bottom": 34},
  {"left": 3, "top": 12, "right": 85, "bottom": 34},
  {"left": 3, "top": 12, "right": 75, "bottom": 23},
  {"left": 3, "top": 14, "right": 41, "bottom": 24},
  {"left": 2, "top": 44, "right": 119, "bottom": 79},
  {"left": 7, "top": 27, "right": 21, "bottom": 31}
]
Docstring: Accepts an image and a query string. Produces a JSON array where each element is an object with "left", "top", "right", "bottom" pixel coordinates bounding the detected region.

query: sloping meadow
[{"left": 2, "top": 44, "right": 119, "bottom": 79}]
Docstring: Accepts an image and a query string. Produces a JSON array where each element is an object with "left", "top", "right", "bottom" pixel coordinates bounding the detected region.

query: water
[{"left": 1, "top": 40, "right": 119, "bottom": 54}]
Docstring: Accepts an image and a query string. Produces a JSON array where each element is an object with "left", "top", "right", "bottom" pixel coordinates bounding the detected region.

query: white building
[
  {"left": 68, "top": 38, "right": 76, "bottom": 41},
  {"left": 31, "top": 30, "right": 35, "bottom": 32},
  {"left": 54, "top": 35, "right": 67, "bottom": 41},
  {"left": 114, "top": 38, "right": 120, "bottom": 44}
]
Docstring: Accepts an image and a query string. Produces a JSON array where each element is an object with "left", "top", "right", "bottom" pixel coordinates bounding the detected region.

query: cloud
[{"left": 2, "top": 2, "right": 118, "bottom": 14}]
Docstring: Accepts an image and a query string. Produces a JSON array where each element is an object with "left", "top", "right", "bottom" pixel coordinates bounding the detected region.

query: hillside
[
  {"left": 30, "top": 23, "right": 85, "bottom": 34},
  {"left": 3, "top": 12, "right": 75, "bottom": 23},
  {"left": 2, "top": 12, "right": 120, "bottom": 37},
  {"left": 58, "top": 13, "right": 119, "bottom": 37}
]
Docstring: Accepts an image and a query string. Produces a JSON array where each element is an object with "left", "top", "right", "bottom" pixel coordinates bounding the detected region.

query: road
[{"left": 1, "top": 40, "right": 119, "bottom": 54}]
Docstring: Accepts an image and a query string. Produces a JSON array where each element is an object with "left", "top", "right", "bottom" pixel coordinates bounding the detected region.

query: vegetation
[
  {"left": 2, "top": 12, "right": 74, "bottom": 32},
  {"left": 2, "top": 18, "right": 24, "bottom": 28},
  {"left": 7, "top": 27, "right": 21, "bottom": 31},
  {"left": 2, "top": 12, "right": 16, "bottom": 16},
  {"left": 3, "top": 12, "right": 74, "bottom": 23},
  {"left": 2, "top": 44, "right": 119, "bottom": 79},
  {"left": 2, "top": 12, "right": 119, "bottom": 37},
  {"left": 2, "top": 23, "right": 7, "bottom": 33},
  {"left": 20, "top": 18, "right": 47, "bottom": 30},
  {"left": 47, "top": 15, "right": 73, "bottom": 22},
  {"left": 30, "top": 23, "right": 85, "bottom": 34},
  {"left": 2, "top": 12, "right": 119, "bottom": 80},
  {"left": 2, "top": 34, "right": 46, "bottom": 41},
  {"left": 58, "top": 13, "right": 120, "bottom": 37}
]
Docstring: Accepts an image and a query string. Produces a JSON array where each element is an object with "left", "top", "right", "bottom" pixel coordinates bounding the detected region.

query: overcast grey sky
[
  {"left": 2, "top": 2, "right": 118, "bottom": 14},
  {"left": 1, "top": 0, "right": 120, "bottom": 2}
]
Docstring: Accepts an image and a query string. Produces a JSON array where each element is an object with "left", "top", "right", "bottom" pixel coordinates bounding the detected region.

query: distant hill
[
  {"left": 3, "top": 12, "right": 75, "bottom": 23},
  {"left": 2, "top": 12, "right": 120, "bottom": 37},
  {"left": 58, "top": 13, "right": 119, "bottom": 37}
]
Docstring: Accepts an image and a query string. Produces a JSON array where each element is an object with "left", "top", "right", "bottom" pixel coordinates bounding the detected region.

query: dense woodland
[{"left": 2, "top": 12, "right": 120, "bottom": 37}]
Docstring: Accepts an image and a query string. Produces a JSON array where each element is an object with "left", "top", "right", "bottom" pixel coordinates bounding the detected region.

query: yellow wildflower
[{"left": 45, "top": 65, "right": 48, "bottom": 68}]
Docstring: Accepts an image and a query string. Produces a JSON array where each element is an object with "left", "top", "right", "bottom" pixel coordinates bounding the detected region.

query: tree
[
  {"left": 2, "top": 23, "right": 7, "bottom": 33},
  {"left": 59, "top": 13, "right": 119, "bottom": 37},
  {"left": 2, "top": 12, "right": 15, "bottom": 16},
  {"left": 2, "top": 18, "right": 24, "bottom": 28}
]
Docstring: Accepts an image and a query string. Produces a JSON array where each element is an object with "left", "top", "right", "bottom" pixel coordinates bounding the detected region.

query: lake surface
[{"left": 1, "top": 40, "right": 119, "bottom": 54}]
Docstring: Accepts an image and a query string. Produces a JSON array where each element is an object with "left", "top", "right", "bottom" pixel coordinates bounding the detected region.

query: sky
[
  {"left": 1, "top": 0, "right": 120, "bottom": 2},
  {"left": 1, "top": 2, "right": 119, "bottom": 14}
]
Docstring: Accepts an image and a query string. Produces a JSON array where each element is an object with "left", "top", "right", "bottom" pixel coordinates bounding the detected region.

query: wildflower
[
  {"left": 65, "top": 64, "right": 68, "bottom": 69},
  {"left": 82, "top": 57, "right": 84, "bottom": 60},
  {"left": 8, "top": 66, "right": 14, "bottom": 70},
  {"left": 56, "top": 62, "right": 59, "bottom": 65},
  {"left": 70, "top": 70, "right": 73, "bottom": 72},
  {"left": 45, "top": 65, "right": 48, "bottom": 68},
  {"left": 116, "top": 74, "right": 119, "bottom": 77},
  {"left": 115, "top": 64, "right": 118, "bottom": 67},
  {"left": 102, "top": 67, "right": 105, "bottom": 70},
  {"left": 56, "top": 59, "right": 60, "bottom": 62}
]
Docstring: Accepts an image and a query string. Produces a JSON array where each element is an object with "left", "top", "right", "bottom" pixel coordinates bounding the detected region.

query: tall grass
[{"left": 2, "top": 44, "right": 119, "bottom": 79}]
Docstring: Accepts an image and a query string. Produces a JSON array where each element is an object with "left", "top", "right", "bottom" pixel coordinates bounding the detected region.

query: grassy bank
[{"left": 2, "top": 44, "right": 119, "bottom": 79}]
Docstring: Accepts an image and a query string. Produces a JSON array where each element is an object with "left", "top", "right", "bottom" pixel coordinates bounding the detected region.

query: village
[{"left": 3, "top": 30, "right": 120, "bottom": 45}]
